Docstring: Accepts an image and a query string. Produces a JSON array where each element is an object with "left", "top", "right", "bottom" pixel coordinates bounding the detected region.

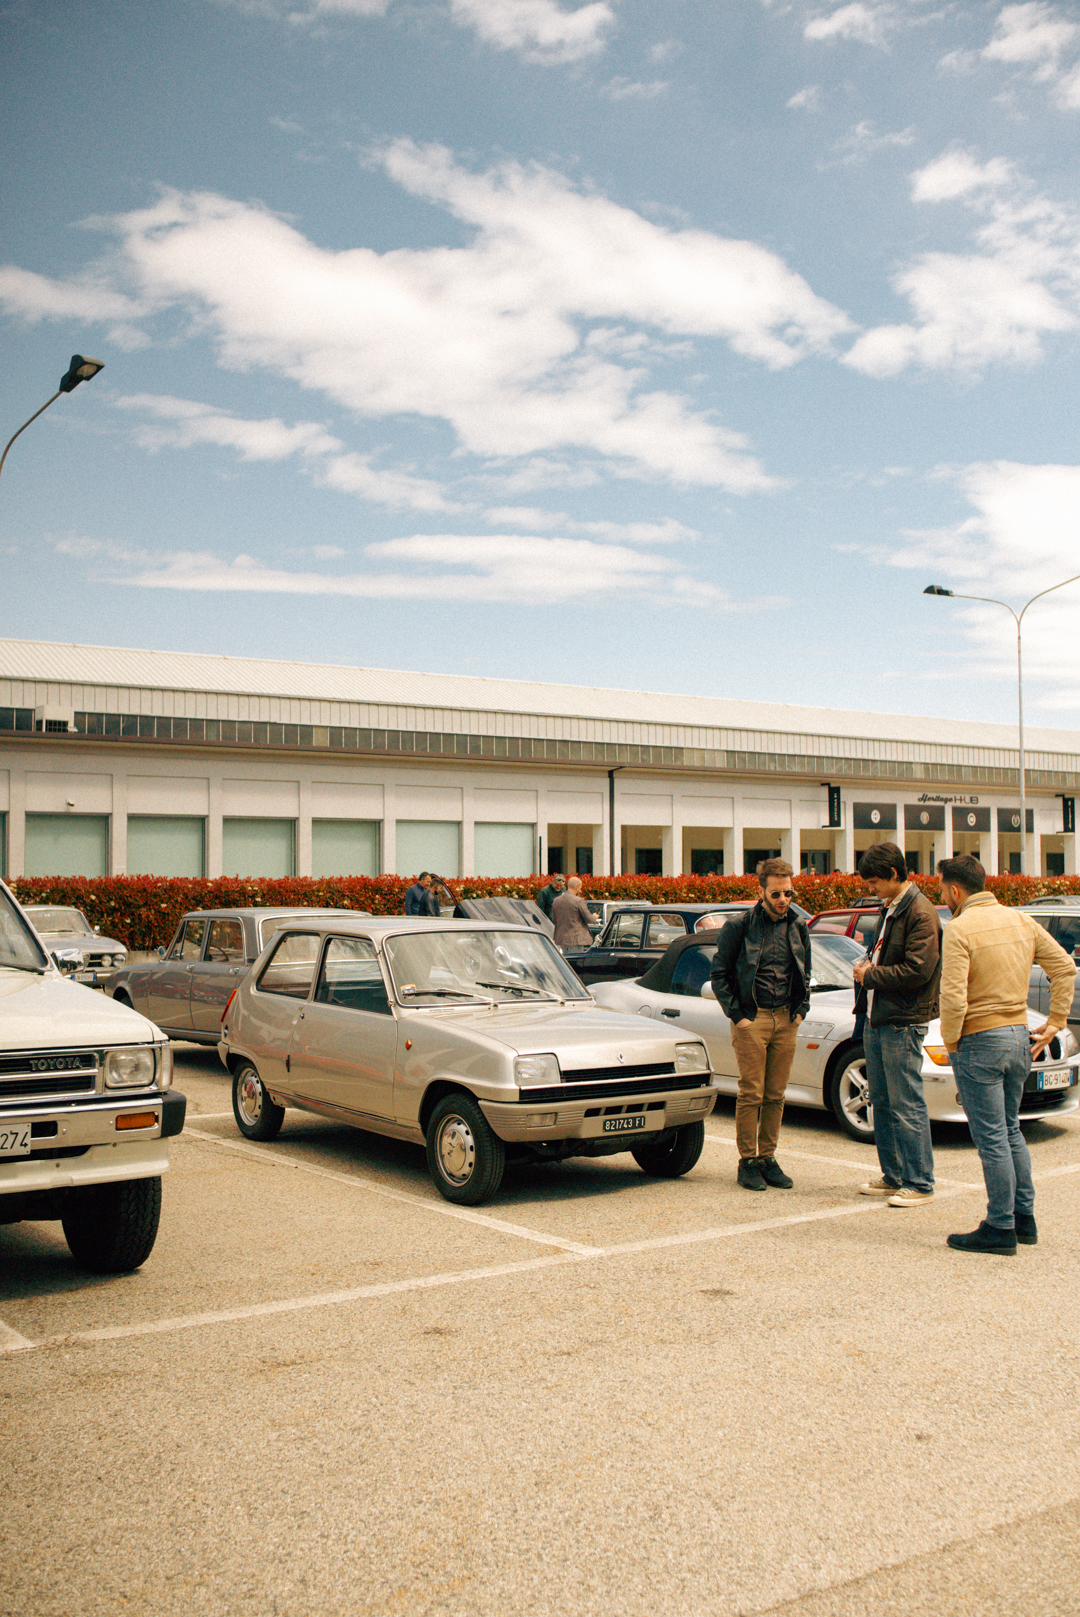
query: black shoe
[
  {"left": 738, "top": 1157, "right": 767, "bottom": 1191},
  {"left": 758, "top": 1156, "right": 793, "bottom": 1189},
  {"left": 947, "top": 1220, "right": 1017, "bottom": 1255},
  {"left": 1015, "top": 1212, "right": 1038, "bottom": 1245}
]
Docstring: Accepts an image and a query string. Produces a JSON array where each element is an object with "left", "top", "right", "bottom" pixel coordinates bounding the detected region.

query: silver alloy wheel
[
  {"left": 836, "top": 1055, "right": 874, "bottom": 1138},
  {"left": 237, "top": 1067, "right": 265, "bottom": 1129},
  {"left": 435, "top": 1112, "right": 476, "bottom": 1186}
]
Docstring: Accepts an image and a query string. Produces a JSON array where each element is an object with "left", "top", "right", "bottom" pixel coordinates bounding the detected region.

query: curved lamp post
[
  {"left": 924, "top": 575, "right": 1080, "bottom": 874},
  {"left": 0, "top": 355, "right": 105, "bottom": 484}
]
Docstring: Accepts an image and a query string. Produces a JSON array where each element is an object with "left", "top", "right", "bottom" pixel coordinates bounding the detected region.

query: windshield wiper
[
  {"left": 403, "top": 988, "right": 491, "bottom": 1001},
  {"left": 474, "top": 980, "right": 550, "bottom": 997}
]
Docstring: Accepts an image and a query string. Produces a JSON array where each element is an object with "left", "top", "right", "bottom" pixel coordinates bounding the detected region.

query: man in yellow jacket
[{"left": 938, "top": 854, "right": 1076, "bottom": 1254}]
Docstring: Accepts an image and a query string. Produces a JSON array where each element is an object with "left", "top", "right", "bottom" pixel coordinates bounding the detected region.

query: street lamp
[
  {"left": 0, "top": 355, "right": 105, "bottom": 484},
  {"left": 924, "top": 575, "right": 1080, "bottom": 875}
]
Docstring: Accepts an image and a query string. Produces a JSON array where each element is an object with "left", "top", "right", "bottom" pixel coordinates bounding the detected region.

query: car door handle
[{"left": 661, "top": 1008, "right": 680, "bottom": 1018}]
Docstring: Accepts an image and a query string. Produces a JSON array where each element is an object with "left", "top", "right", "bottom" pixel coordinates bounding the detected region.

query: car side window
[
  {"left": 206, "top": 918, "right": 245, "bottom": 963},
  {"left": 314, "top": 937, "right": 391, "bottom": 1015},
  {"left": 257, "top": 932, "right": 321, "bottom": 999},
  {"left": 852, "top": 913, "right": 879, "bottom": 949},
  {"left": 646, "top": 914, "right": 688, "bottom": 949},
  {"left": 609, "top": 912, "right": 645, "bottom": 948},
  {"left": 179, "top": 919, "right": 208, "bottom": 961},
  {"left": 671, "top": 945, "right": 717, "bottom": 996},
  {"left": 1053, "top": 917, "right": 1080, "bottom": 956}
]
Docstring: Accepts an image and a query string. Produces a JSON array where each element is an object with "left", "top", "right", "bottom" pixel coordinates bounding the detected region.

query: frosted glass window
[
  {"left": 223, "top": 818, "right": 295, "bottom": 878},
  {"left": 127, "top": 816, "right": 205, "bottom": 877},
  {"left": 396, "top": 820, "right": 460, "bottom": 879},
  {"left": 473, "top": 822, "right": 535, "bottom": 877},
  {"left": 24, "top": 814, "right": 109, "bottom": 878},
  {"left": 311, "top": 820, "right": 380, "bottom": 877}
]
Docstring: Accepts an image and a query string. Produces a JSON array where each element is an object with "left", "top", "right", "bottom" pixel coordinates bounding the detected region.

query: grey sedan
[
  {"left": 108, "top": 906, "right": 369, "bottom": 1043},
  {"left": 21, "top": 904, "right": 128, "bottom": 984}
]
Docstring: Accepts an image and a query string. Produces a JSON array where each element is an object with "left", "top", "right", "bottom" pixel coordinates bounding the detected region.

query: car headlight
[
  {"left": 923, "top": 1044, "right": 952, "bottom": 1067},
  {"left": 103, "top": 1047, "right": 157, "bottom": 1088},
  {"left": 514, "top": 1054, "right": 561, "bottom": 1087},
  {"left": 1061, "top": 1027, "right": 1079, "bottom": 1058},
  {"left": 799, "top": 1022, "right": 834, "bottom": 1040},
  {"left": 674, "top": 1042, "right": 709, "bottom": 1073}
]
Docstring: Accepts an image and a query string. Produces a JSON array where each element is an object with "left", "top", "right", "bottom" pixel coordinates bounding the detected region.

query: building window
[
  {"left": 396, "top": 820, "right": 460, "bottom": 880},
  {"left": 691, "top": 848, "right": 723, "bottom": 875},
  {"left": 744, "top": 846, "right": 780, "bottom": 875},
  {"left": 547, "top": 846, "right": 564, "bottom": 875},
  {"left": 127, "top": 816, "right": 205, "bottom": 877},
  {"left": 800, "top": 850, "right": 832, "bottom": 876},
  {"left": 576, "top": 845, "right": 593, "bottom": 875},
  {"left": 1046, "top": 852, "right": 1065, "bottom": 877},
  {"left": 473, "top": 823, "right": 535, "bottom": 878},
  {"left": 24, "top": 814, "right": 109, "bottom": 878},
  {"left": 311, "top": 820, "right": 380, "bottom": 878},
  {"left": 635, "top": 848, "right": 662, "bottom": 875},
  {"left": 222, "top": 818, "right": 296, "bottom": 878}
]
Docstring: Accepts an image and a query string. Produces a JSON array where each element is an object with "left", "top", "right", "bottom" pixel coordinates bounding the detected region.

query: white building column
[
  {"left": 663, "top": 799, "right": 684, "bottom": 877},
  {"left": 592, "top": 822, "right": 607, "bottom": 878},
  {"left": 381, "top": 785, "right": 396, "bottom": 875},
  {"left": 722, "top": 801, "right": 744, "bottom": 880},
  {"left": 8, "top": 768, "right": 25, "bottom": 878},
  {"left": 110, "top": 771, "right": 128, "bottom": 876},
  {"left": 1064, "top": 832, "right": 1077, "bottom": 876},
  {"left": 779, "top": 827, "right": 794, "bottom": 869},
  {"left": 460, "top": 785, "right": 475, "bottom": 878},
  {"left": 206, "top": 776, "right": 223, "bottom": 879},
  {"left": 297, "top": 778, "right": 312, "bottom": 877},
  {"left": 988, "top": 810, "right": 1000, "bottom": 878}
]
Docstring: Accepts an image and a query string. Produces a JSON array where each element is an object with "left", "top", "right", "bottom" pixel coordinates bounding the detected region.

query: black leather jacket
[{"left": 710, "top": 904, "right": 811, "bottom": 1024}]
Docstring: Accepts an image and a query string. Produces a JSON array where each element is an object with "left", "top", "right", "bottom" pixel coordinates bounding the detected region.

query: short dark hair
[
  {"left": 937, "top": 854, "right": 986, "bottom": 893},
  {"left": 757, "top": 857, "right": 793, "bottom": 887},
  {"left": 418, "top": 871, "right": 431, "bottom": 882},
  {"left": 858, "top": 842, "right": 907, "bottom": 882}
]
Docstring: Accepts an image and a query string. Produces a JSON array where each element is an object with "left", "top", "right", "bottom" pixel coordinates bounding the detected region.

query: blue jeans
[
  {"left": 863, "top": 1023, "right": 935, "bottom": 1193},
  {"left": 952, "top": 1025, "right": 1034, "bottom": 1232}
]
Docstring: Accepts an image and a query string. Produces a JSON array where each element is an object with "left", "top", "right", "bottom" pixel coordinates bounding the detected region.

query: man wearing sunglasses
[{"left": 710, "top": 858, "right": 811, "bottom": 1191}]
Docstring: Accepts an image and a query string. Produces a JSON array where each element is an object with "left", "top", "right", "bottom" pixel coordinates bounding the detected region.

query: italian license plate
[
  {"left": 0, "top": 1122, "right": 32, "bottom": 1157},
  {"left": 603, "top": 1114, "right": 648, "bottom": 1133},
  {"left": 1037, "top": 1068, "right": 1073, "bottom": 1091}
]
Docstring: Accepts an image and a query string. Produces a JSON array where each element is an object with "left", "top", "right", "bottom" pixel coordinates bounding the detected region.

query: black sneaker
[
  {"left": 946, "top": 1220, "right": 1017, "bottom": 1255},
  {"left": 738, "top": 1157, "right": 767, "bottom": 1191},
  {"left": 758, "top": 1156, "right": 793, "bottom": 1189},
  {"left": 1015, "top": 1212, "right": 1038, "bottom": 1245}
]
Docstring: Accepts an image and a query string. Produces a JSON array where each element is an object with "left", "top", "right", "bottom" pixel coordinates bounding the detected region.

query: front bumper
[
  {"left": 0, "top": 1090, "right": 186, "bottom": 1194},
  {"left": 923, "top": 1057, "right": 1080, "bottom": 1124},
  {"left": 479, "top": 1082, "right": 716, "bottom": 1143}
]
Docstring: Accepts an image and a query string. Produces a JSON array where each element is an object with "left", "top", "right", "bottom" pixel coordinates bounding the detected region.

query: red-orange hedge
[{"left": 10, "top": 870, "right": 1080, "bottom": 953}]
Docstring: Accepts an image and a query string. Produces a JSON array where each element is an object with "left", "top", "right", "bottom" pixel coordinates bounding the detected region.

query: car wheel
[
  {"left": 60, "top": 1177, "right": 162, "bottom": 1273},
  {"left": 631, "top": 1121, "right": 705, "bottom": 1178},
  {"left": 426, "top": 1094, "right": 505, "bottom": 1205},
  {"left": 232, "top": 1062, "right": 285, "bottom": 1142},
  {"left": 828, "top": 1046, "right": 875, "bottom": 1141},
  {"left": 112, "top": 990, "right": 133, "bottom": 1008}
]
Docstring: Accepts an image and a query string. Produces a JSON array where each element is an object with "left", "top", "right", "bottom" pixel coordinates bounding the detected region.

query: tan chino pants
[{"left": 731, "top": 1007, "right": 798, "bottom": 1161}]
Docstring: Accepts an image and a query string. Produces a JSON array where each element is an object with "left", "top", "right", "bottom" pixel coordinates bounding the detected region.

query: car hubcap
[
  {"left": 839, "top": 1061, "right": 873, "bottom": 1134},
  {"left": 238, "top": 1071, "right": 263, "bottom": 1126},
  {"left": 437, "top": 1115, "right": 475, "bottom": 1185}
]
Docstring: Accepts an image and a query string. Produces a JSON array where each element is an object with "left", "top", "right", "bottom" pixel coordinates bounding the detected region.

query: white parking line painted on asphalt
[
  {"left": 182, "top": 1125, "right": 601, "bottom": 1256},
  {"left": 0, "top": 1318, "right": 34, "bottom": 1354},
  {"left": 701, "top": 1131, "right": 984, "bottom": 1188},
  {"left": 188, "top": 1112, "right": 235, "bottom": 1120}
]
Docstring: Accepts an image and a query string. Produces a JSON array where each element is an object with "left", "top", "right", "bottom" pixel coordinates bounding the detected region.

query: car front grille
[
  {"left": 521, "top": 1069, "right": 702, "bottom": 1105},
  {"left": 0, "top": 1050, "right": 100, "bottom": 1105}
]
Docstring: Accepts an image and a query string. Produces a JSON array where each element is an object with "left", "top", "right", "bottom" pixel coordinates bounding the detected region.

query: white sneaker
[
  {"left": 859, "top": 1178, "right": 900, "bottom": 1197},
  {"left": 887, "top": 1187, "right": 934, "bottom": 1207}
]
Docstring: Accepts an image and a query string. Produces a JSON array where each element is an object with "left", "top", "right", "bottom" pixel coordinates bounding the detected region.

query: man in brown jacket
[
  {"left": 551, "top": 876, "right": 595, "bottom": 950},
  {"left": 938, "top": 854, "right": 1076, "bottom": 1254},
  {"left": 852, "top": 843, "right": 942, "bottom": 1207}
]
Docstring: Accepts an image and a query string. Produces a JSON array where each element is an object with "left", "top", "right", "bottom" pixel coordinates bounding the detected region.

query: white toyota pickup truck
[{"left": 0, "top": 879, "right": 184, "bottom": 1272}]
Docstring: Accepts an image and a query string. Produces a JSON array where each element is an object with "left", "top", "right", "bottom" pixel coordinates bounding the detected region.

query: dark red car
[{"left": 808, "top": 899, "right": 951, "bottom": 951}]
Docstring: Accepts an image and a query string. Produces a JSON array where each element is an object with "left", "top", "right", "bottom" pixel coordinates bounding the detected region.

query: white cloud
[
  {"left": 447, "top": 0, "right": 614, "bottom": 62},
  {"left": 981, "top": 3, "right": 1080, "bottom": 109},
  {"left": 0, "top": 266, "right": 149, "bottom": 349},
  {"left": 832, "top": 120, "right": 916, "bottom": 164},
  {"left": 600, "top": 76, "right": 668, "bottom": 100},
  {"left": 805, "top": 2, "right": 892, "bottom": 47},
  {"left": 889, "top": 461, "right": 1080, "bottom": 707},
  {"left": 2, "top": 144, "right": 853, "bottom": 493},
  {"left": 845, "top": 154, "right": 1080, "bottom": 376},
  {"left": 481, "top": 505, "right": 696, "bottom": 542},
  {"left": 787, "top": 84, "right": 821, "bottom": 110},
  {"left": 102, "top": 531, "right": 741, "bottom": 606}
]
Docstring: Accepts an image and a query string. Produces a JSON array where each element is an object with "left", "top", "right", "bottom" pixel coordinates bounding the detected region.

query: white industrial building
[{"left": 1, "top": 637, "right": 1077, "bottom": 880}]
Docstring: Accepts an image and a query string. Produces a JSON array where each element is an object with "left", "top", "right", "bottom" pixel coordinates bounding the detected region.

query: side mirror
[
  {"left": 157, "top": 946, "right": 166, "bottom": 959},
  {"left": 94, "top": 925, "right": 101, "bottom": 935},
  {"left": 700, "top": 981, "right": 717, "bottom": 1000}
]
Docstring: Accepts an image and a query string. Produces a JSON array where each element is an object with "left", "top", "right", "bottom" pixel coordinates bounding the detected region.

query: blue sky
[{"left": 3, "top": 0, "right": 1080, "bottom": 729}]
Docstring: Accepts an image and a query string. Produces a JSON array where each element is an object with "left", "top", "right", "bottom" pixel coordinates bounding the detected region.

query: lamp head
[
  {"left": 923, "top": 584, "right": 953, "bottom": 596},
  {"left": 58, "top": 355, "right": 104, "bottom": 394}
]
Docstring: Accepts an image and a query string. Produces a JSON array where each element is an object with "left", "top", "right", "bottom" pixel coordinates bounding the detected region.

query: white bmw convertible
[{"left": 590, "top": 928, "right": 1080, "bottom": 1141}]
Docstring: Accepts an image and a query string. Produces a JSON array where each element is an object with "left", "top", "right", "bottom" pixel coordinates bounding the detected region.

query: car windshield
[
  {"left": 0, "top": 889, "right": 49, "bottom": 972},
  {"left": 384, "top": 929, "right": 590, "bottom": 1004},
  {"left": 25, "top": 906, "right": 92, "bottom": 936},
  {"left": 809, "top": 933, "right": 862, "bottom": 990}
]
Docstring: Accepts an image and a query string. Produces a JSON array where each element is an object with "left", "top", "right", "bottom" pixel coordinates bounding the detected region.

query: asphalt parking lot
[{"left": 3, "top": 1046, "right": 1080, "bottom": 1617}]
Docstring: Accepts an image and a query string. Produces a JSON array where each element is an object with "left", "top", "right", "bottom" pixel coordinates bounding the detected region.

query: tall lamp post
[
  {"left": 924, "top": 575, "right": 1080, "bottom": 875},
  {"left": 0, "top": 355, "right": 105, "bottom": 484}
]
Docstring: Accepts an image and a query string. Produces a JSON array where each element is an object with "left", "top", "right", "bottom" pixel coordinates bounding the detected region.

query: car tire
[
  {"left": 60, "top": 1177, "right": 162, "bottom": 1273},
  {"left": 828, "top": 1045, "right": 875, "bottom": 1141},
  {"left": 631, "top": 1121, "right": 705, "bottom": 1178},
  {"left": 426, "top": 1093, "right": 505, "bottom": 1205},
  {"left": 232, "top": 1062, "right": 285, "bottom": 1142}
]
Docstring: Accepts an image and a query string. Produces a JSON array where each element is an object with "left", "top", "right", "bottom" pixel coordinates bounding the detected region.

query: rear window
[
  {"left": 671, "top": 944, "right": 716, "bottom": 997},
  {"left": 257, "top": 932, "right": 321, "bottom": 999}
]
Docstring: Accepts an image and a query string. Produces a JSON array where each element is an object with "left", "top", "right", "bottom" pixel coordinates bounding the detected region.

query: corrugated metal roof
[{"left": 1, "top": 636, "right": 1077, "bottom": 755}]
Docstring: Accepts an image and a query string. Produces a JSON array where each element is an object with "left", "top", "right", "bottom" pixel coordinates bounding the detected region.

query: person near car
[
  {"left": 537, "top": 873, "right": 566, "bottom": 921},
  {"left": 937, "top": 854, "right": 1076, "bottom": 1255},
  {"left": 404, "top": 873, "right": 434, "bottom": 916},
  {"left": 709, "top": 858, "right": 810, "bottom": 1191},
  {"left": 552, "top": 876, "right": 595, "bottom": 950},
  {"left": 851, "top": 842, "right": 942, "bottom": 1209}
]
